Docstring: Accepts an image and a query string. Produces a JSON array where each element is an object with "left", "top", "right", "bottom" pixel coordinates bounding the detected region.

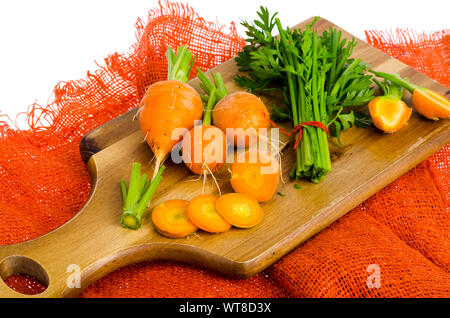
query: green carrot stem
[
  {"left": 275, "top": 18, "right": 303, "bottom": 177},
  {"left": 387, "top": 84, "right": 404, "bottom": 100},
  {"left": 291, "top": 39, "right": 313, "bottom": 174},
  {"left": 377, "top": 79, "right": 405, "bottom": 101},
  {"left": 203, "top": 87, "right": 217, "bottom": 126},
  {"left": 296, "top": 74, "right": 313, "bottom": 173},
  {"left": 196, "top": 68, "right": 215, "bottom": 95},
  {"left": 334, "top": 36, "right": 354, "bottom": 79},
  {"left": 319, "top": 75, "right": 331, "bottom": 175},
  {"left": 139, "top": 173, "right": 148, "bottom": 196},
  {"left": 200, "top": 94, "right": 209, "bottom": 103},
  {"left": 196, "top": 68, "right": 229, "bottom": 102},
  {"left": 372, "top": 78, "right": 388, "bottom": 95},
  {"left": 320, "top": 76, "right": 328, "bottom": 122},
  {"left": 276, "top": 19, "right": 298, "bottom": 125},
  {"left": 196, "top": 68, "right": 228, "bottom": 126},
  {"left": 331, "top": 59, "right": 361, "bottom": 100},
  {"left": 125, "top": 163, "right": 141, "bottom": 211},
  {"left": 369, "top": 70, "right": 418, "bottom": 94},
  {"left": 310, "top": 32, "right": 325, "bottom": 173},
  {"left": 328, "top": 29, "right": 338, "bottom": 93},
  {"left": 134, "top": 166, "right": 165, "bottom": 221},
  {"left": 121, "top": 165, "right": 166, "bottom": 230},
  {"left": 120, "top": 213, "right": 139, "bottom": 230},
  {"left": 212, "top": 72, "right": 229, "bottom": 100},
  {"left": 187, "top": 55, "right": 197, "bottom": 80},
  {"left": 166, "top": 45, "right": 196, "bottom": 83}
]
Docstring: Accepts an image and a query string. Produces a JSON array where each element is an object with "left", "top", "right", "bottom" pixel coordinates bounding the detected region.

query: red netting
[{"left": 1, "top": 1, "right": 448, "bottom": 297}]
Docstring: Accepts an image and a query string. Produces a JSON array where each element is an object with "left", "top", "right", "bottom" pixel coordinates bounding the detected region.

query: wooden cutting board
[{"left": 0, "top": 17, "right": 449, "bottom": 298}]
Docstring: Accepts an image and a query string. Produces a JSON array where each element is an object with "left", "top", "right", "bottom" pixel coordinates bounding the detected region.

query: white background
[{"left": 0, "top": 0, "right": 447, "bottom": 128}]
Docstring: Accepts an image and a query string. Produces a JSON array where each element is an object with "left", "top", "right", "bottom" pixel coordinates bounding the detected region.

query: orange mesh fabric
[
  {"left": 365, "top": 29, "right": 449, "bottom": 86},
  {"left": 1, "top": 1, "right": 449, "bottom": 297},
  {"left": 363, "top": 162, "right": 450, "bottom": 271},
  {"left": 266, "top": 207, "right": 450, "bottom": 298},
  {"left": 80, "top": 261, "right": 288, "bottom": 298}
]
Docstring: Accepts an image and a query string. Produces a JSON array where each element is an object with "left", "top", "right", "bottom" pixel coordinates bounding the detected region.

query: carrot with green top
[
  {"left": 196, "top": 67, "right": 271, "bottom": 148},
  {"left": 181, "top": 72, "right": 227, "bottom": 177},
  {"left": 369, "top": 79, "right": 412, "bottom": 133},
  {"left": 139, "top": 45, "right": 203, "bottom": 180}
]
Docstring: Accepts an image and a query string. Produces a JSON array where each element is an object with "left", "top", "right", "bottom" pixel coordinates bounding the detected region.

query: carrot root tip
[
  {"left": 204, "top": 164, "right": 222, "bottom": 196},
  {"left": 152, "top": 153, "right": 166, "bottom": 181}
]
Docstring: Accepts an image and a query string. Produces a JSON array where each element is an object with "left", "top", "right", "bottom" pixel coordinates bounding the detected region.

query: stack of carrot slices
[{"left": 152, "top": 193, "right": 264, "bottom": 238}]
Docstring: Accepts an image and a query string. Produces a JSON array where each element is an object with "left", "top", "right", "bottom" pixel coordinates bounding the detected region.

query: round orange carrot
[
  {"left": 151, "top": 199, "right": 197, "bottom": 238},
  {"left": 139, "top": 46, "right": 203, "bottom": 180},
  {"left": 182, "top": 124, "right": 227, "bottom": 175},
  {"left": 140, "top": 80, "right": 203, "bottom": 176},
  {"left": 186, "top": 194, "right": 231, "bottom": 233},
  {"left": 215, "top": 193, "right": 263, "bottom": 228},
  {"left": 212, "top": 92, "right": 270, "bottom": 147},
  {"left": 412, "top": 88, "right": 450, "bottom": 120},
  {"left": 231, "top": 150, "right": 280, "bottom": 202}
]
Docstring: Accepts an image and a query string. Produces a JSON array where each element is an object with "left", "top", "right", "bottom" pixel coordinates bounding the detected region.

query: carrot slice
[
  {"left": 231, "top": 150, "right": 280, "bottom": 202},
  {"left": 151, "top": 199, "right": 197, "bottom": 238},
  {"left": 215, "top": 193, "right": 263, "bottom": 228},
  {"left": 186, "top": 194, "right": 231, "bottom": 233}
]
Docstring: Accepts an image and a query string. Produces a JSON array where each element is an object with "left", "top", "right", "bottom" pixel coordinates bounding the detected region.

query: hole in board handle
[{"left": 0, "top": 255, "right": 49, "bottom": 295}]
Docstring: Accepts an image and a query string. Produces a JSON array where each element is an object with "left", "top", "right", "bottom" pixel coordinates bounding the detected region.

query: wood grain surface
[{"left": 1, "top": 17, "right": 449, "bottom": 298}]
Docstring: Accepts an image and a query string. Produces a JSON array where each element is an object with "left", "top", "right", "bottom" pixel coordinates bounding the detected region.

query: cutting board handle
[
  {"left": 0, "top": 158, "right": 108, "bottom": 297},
  {"left": 0, "top": 156, "right": 238, "bottom": 298},
  {"left": 0, "top": 159, "right": 101, "bottom": 297},
  {"left": 0, "top": 237, "right": 222, "bottom": 298}
]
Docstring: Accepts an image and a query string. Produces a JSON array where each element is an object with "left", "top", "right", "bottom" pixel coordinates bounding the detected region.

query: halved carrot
[
  {"left": 151, "top": 199, "right": 197, "bottom": 238},
  {"left": 215, "top": 193, "right": 263, "bottom": 228},
  {"left": 231, "top": 150, "right": 280, "bottom": 202},
  {"left": 186, "top": 194, "right": 231, "bottom": 233},
  {"left": 368, "top": 78, "right": 412, "bottom": 133},
  {"left": 412, "top": 88, "right": 450, "bottom": 120},
  {"left": 369, "top": 97, "right": 412, "bottom": 133}
]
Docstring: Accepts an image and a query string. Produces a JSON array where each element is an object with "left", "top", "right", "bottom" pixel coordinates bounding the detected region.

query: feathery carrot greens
[{"left": 235, "top": 7, "right": 374, "bottom": 183}]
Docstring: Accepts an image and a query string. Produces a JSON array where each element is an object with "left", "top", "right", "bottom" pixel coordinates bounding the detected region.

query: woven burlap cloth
[{"left": 1, "top": 1, "right": 448, "bottom": 297}]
